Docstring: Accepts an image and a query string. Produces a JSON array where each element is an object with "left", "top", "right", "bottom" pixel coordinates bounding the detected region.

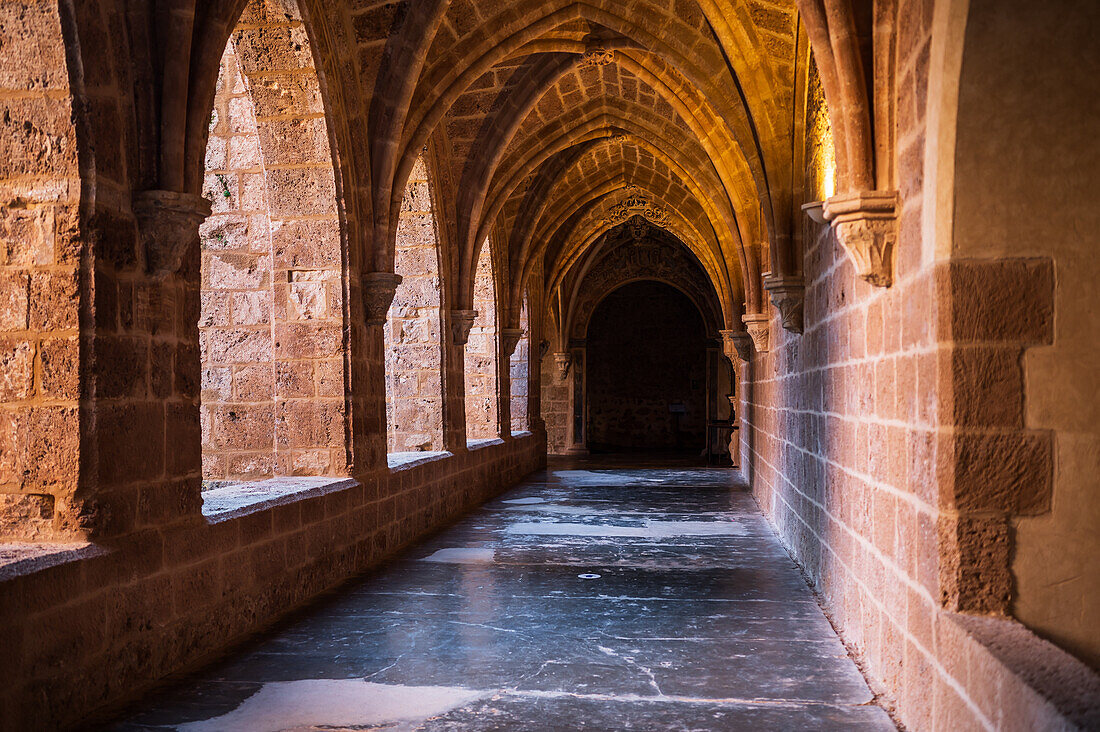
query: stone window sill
[
  {"left": 0, "top": 542, "right": 107, "bottom": 582},
  {"left": 202, "top": 477, "right": 358, "bottom": 522},
  {"left": 467, "top": 437, "right": 505, "bottom": 451},
  {"left": 387, "top": 451, "right": 452, "bottom": 471},
  {"left": 511, "top": 430, "right": 533, "bottom": 438}
]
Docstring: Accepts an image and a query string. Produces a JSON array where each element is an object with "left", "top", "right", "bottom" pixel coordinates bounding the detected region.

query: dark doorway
[{"left": 586, "top": 280, "right": 707, "bottom": 452}]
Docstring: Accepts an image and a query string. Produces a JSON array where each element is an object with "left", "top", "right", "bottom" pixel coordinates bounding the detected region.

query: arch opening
[
  {"left": 198, "top": 1, "right": 347, "bottom": 486},
  {"left": 384, "top": 154, "right": 445, "bottom": 455},
  {"left": 585, "top": 280, "right": 707, "bottom": 453}
]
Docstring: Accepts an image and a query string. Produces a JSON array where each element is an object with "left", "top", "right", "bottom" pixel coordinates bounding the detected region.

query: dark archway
[{"left": 585, "top": 280, "right": 707, "bottom": 452}]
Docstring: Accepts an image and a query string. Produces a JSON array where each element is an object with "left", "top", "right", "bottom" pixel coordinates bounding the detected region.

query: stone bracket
[
  {"left": 719, "top": 329, "right": 753, "bottom": 364},
  {"left": 362, "top": 272, "right": 402, "bottom": 326},
  {"left": 502, "top": 328, "right": 524, "bottom": 357},
  {"left": 823, "top": 190, "right": 899, "bottom": 287},
  {"left": 133, "top": 190, "right": 211, "bottom": 278},
  {"left": 764, "top": 276, "right": 805, "bottom": 334},
  {"left": 741, "top": 313, "right": 770, "bottom": 354},
  {"left": 553, "top": 352, "right": 572, "bottom": 381},
  {"left": 450, "top": 309, "right": 477, "bottom": 345}
]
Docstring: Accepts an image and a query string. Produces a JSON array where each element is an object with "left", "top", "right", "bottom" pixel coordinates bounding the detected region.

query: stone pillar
[
  {"left": 564, "top": 342, "right": 588, "bottom": 455},
  {"left": 76, "top": 191, "right": 212, "bottom": 538}
]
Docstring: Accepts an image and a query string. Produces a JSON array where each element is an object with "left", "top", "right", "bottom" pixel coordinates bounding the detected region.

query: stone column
[{"left": 564, "top": 342, "right": 588, "bottom": 455}]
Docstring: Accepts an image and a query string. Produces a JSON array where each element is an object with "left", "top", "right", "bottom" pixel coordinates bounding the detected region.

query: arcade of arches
[{"left": 0, "top": 0, "right": 1097, "bottom": 729}]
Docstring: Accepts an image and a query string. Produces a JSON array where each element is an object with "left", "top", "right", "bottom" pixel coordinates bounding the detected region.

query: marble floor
[{"left": 101, "top": 458, "right": 896, "bottom": 731}]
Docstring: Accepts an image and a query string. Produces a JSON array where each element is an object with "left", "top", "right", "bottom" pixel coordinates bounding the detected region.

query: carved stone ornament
[
  {"left": 502, "top": 327, "right": 524, "bottom": 357},
  {"left": 539, "top": 339, "right": 551, "bottom": 360},
  {"left": 580, "top": 41, "right": 614, "bottom": 67},
  {"left": 133, "top": 190, "right": 211, "bottom": 278},
  {"left": 605, "top": 186, "right": 671, "bottom": 228},
  {"left": 450, "top": 309, "right": 478, "bottom": 345},
  {"left": 719, "top": 329, "right": 753, "bottom": 363},
  {"left": 823, "top": 190, "right": 898, "bottom": 287},
  {"left": 553, "top": 352, "right": 572, "bottom": 381},
  {"left": 764, "top": 276, "right": 805, "bottom": 334},
  {"left": 741, "top": 313, "right": 770, "bottom": 354},
  {"left": 362, "top": 272, "right": 402, "bottom": 326}
]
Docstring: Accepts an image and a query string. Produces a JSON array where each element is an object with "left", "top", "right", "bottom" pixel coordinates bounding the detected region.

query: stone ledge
[
  {"left": 467, "top": 437, "right": 506, "bottom": 451},
  {"left": 202, "top": 477, "right": 359, "bottom": 522},
  {"left": 944, "top": 613, "right": 1100, "bottom": 730},
  {"left": 0, "top": 541, "right": 107, "bottom": 582},
  {"left": 387, "top": 451, "right": 452, "bottom": 471}
]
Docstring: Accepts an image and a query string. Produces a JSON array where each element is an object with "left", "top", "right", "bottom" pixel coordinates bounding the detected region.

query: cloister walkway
[{"left": 103, "top": 459, "right": 896, "bottom": 731}]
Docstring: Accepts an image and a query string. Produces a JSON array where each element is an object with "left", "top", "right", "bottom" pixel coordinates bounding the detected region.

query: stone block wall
[
  {"left": 509, "top": 297, "right": 530, "bottom": 433},
  {"left": 199, "top": 18, "right": 347, "bottom": 482},
  {"left": 385, "top": 155, "right": 444, "bottom": 453},
  {"left": 465, "top": 242, "right": 499, "bottom": 440},
  {"left": 0, "top": 437, "right": 545, "bottom": 731},
  {"left": 738, "top": 1, "right": 1096, "bottom": 728},
  {"left": 200, "top": 42, "right": 277, "bottom": 481},
  {"left": 0, "top": 0, "right": 81, "bottom": 540}
]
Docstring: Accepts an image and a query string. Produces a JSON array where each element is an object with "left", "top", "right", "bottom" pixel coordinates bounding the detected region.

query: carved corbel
[
  {"left": 362, "top": 272, "right": 402, "bottom": 326},
  {"left": 553, "top": 352, "right": 572, "bottom": 381},
  {"left": 763, "top": 276, "right": 805, "bottom": 334},
  {"left": 823, "top": 191, "right": 899, "bottom": 287},
  {"left": 719, "top": 329, "right": 753, "bottom": 364},
  {"left": 741, "top": 313, "right": 770, "bottom": 354},
  {"left": 450, "top": 309, "right": 477, "bottom": 345},
  {"left": 133, "top": 190, "right": 211, "bottom": 278},
  {"left": 502, "top": 328, "right": 524, "bottom": 357}
]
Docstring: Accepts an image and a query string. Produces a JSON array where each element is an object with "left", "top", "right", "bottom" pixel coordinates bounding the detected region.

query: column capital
[
  {"left": 823, "top": 190, "right": 898, "bottom": 288},
  {"left": 362, "top": 272, "right": 402, "bottom": 326},
  {"left": 553, "top": 352, "right": 572, "bottom": 380},
  {"left": 502, "top": 327, "right": 524, "bottom": 357},
  {"left": 719, "top": 329, "right": 753, "bottom": 363},
  {"left": 133, "top": 190, "right": 211, "bottom": 278},
  {"left": 741, "top": 313, "right": 771, "bottom": 354},
  {"left": 450, "top": 309, "right": 477, "bottom": 345},
  {"left": 763, "top": 275, "right": 805, "bottom": 334}
]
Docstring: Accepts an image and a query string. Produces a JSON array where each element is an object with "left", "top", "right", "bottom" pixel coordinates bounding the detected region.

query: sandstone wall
[
  {"left": 386, "top": 155, "right": 445, "bottom": 453},
  {"left": 465, "top": 242, "right": 499, "bottom": 440},
  {"left": 509, "top": 297, "right": 530, "bottom": 433},
  {"left": 741, "top": 1, "right": 1095, "bottom": 728}
]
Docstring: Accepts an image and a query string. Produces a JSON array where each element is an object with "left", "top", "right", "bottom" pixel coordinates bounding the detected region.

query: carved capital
[
  {"left": 741, "top": 313, "right": 770, "bottom": 354},
  {"left": 823, "top": 190, "right": 898, "bottom": 287},
  {"left": 450, "top": 309, "right": 477, "bottom": 345},
  {"left": 362, "top": 272, "right": 402, "bottom": 326},
  {"left": 719, "top": 329, "right": 753, "bottom": 363},
  {"left": 764, "top": 276, "right": 805, "bottom": 334},
  {"left": 502, "top": 327, "right": 524, "bottom": 357},
  {"left": 133, "top": 190, "right": 211, "bottom": 278},
  {"left": 553, "top": 352, "right": 572, "bottom": 381}
]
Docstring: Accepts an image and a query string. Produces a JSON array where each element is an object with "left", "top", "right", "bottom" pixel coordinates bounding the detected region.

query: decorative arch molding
[{"left": 566, "top": 225, "right": 723, "bottom": 343}]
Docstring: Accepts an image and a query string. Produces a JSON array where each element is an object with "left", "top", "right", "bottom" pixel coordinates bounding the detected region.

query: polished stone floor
[{"left": 102, "top": 458, "right": 895, "bottom": 731}]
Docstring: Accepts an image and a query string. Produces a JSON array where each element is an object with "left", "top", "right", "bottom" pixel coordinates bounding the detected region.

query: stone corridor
[{"left": 102, "top": 461, "right": 895, "bottom": 731}]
